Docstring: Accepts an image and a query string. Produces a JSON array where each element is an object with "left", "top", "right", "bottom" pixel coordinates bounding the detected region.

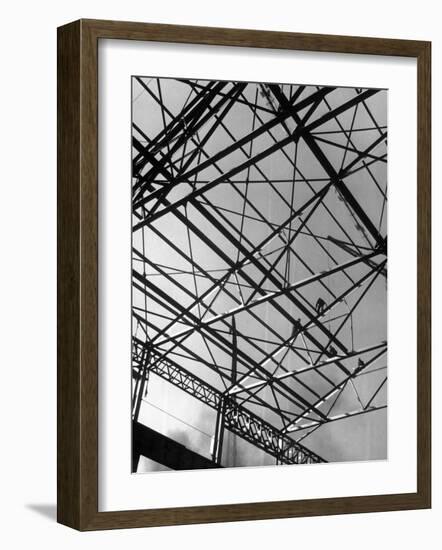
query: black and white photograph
[{"left": 131, "top": 77, "right": 388, "bottom": 472}]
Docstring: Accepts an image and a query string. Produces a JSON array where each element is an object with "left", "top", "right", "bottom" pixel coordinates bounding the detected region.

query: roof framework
[{"left": 131, "top": 77, "right": 388, "bottom": 468}]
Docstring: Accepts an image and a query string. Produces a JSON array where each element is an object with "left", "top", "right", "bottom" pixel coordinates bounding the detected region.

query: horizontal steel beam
[
  {"left": 132, "top": 339, "right": 325, "bottom": 464},
  {"left": 133, "top": 421, "right": 221, "bottom": 471}
]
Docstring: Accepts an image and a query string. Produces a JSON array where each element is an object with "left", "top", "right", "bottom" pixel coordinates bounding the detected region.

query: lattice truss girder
[{"left": 131, "top": 76, "right": 388, "bottom": 465}]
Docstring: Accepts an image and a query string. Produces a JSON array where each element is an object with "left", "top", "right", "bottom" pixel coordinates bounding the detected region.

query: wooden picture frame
[{"left": 57, "top": 18, "right": 431, "bottom": 530}]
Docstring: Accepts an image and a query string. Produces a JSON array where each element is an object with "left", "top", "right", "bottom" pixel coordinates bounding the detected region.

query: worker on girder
[{"left": 315, "top": 297, "right": 326, "bottom": 315}]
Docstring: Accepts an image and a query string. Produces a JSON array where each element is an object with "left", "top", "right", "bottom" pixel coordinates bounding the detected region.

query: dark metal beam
[
  {"left": 267, "top": 84, "right": 385, "bottom": 248},
  {"left": 133, "top": 421, "right": 221, "bottom": 471}
]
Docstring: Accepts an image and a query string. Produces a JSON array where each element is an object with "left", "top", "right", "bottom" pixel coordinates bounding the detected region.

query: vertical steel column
[
  {"left": 212, "top": 398, "right": 226, "bottom": 465},
  {"left": 132, "top": 349, "right": 150, "bottom": 422}
]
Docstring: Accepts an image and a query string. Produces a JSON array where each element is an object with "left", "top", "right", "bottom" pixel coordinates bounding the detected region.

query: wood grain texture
[
  {"left": 57, "top": 20, "right": 81, "bottom": 529},
  {"left": 57, "top": 19, "right": 431, "bottom": 531},
  {"left": 83, "top": 18, "right": 428, "bottom": 56},
  {"left": 416, "top": 41, "right": 431, "bottom": 507}
]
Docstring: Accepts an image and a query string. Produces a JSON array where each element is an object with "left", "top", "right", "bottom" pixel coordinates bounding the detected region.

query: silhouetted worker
[
  {"left": 293, "top": 318, "right": 302, "bottom": 334},
  {"left": 327, "top": 346, "right": 337, "bottom": 358},
  {"left": 358, "top": 358, "right": 365, "bottom": 370},
  {"left": 316, "top": 297, "right": 326, "bottom": 315}
]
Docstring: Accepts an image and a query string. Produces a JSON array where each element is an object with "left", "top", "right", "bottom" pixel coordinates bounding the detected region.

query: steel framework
[{"left": 131, "top": 77, "right": 388, "bottom": 469}]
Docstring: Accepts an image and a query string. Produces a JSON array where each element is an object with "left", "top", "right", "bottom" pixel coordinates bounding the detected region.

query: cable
[{"left": 141, "top": 399, "right": 213, "bottom": 438}]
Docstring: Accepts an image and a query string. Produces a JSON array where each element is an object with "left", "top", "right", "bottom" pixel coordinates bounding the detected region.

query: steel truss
[{"left": 131, "top": 77, "right": 388, "bottom": 469}]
